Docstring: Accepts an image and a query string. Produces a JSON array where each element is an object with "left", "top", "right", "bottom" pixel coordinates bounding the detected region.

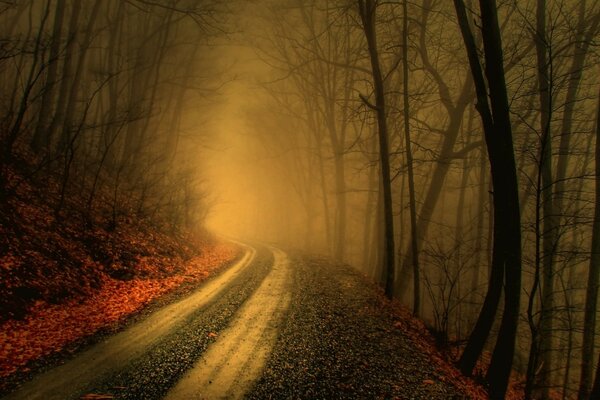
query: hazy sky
[{"left": 202, "top": 20, "right": 274, "bottom": 238}]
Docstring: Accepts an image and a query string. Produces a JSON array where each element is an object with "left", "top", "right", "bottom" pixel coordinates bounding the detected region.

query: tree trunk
[
  {"left": 396, "top": 0, "right": 475, "bottom": 298},
  {"left": 556, "top": 5, "right": 599, "bottom": 207},
  {"left": 101, "top": 0, "right": 125, "bottom": 172},
  {"left": 364, "top": 135, "right": 378, "bottom": 271},
  {"left": 333, "top": 151, "right": 347, "bottom": 263},
  {"left": 396, "top": 89, "right": 471, "bottom": 297},
  {"left": 533, "top": 2, "right": 557, "bottom": 394},
  {"left": 57, "top": 0, "right": 103, "bottom": 153},
  {"left": 454, "top": 113, "right": 473, "bottom": 335},
  {"left": 401, "top": 0, "right": 420, "bottom": 315},
  {"left": 47, "top": 0, "right": 81, "bottom": 153},
  {"left": 316, "top": 136, "right": 333, "bottom": 253},
  {"left": 358, "top": 0, "right": 395, "bottom": 298},
  {"left": 2, "top": 1, "right": 51, "bottom": 169},
  {"left": 453, "top": 2, "right": 522, "bottom": 398},
  {"left": 469, "top": 109, "right": 486, "bottom": 326},
  {"left": 374, "top": 181, "right": 385, "bottom": 284}
]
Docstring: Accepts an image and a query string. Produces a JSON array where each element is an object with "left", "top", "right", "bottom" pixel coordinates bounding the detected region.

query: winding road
[
  {"left": 2, "top": 244, "right": 463, "bottom": 399},
  {"left": 165, "top": 248, "right": 290, "bottom": 400}
]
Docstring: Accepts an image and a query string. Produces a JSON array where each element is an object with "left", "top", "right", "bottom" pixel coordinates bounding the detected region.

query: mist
[{"left": 1, "top": 0, "right": 600, "bottom": 399}]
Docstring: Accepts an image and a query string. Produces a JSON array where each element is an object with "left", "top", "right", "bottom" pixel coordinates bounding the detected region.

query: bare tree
[
  {"left": 454, "top": 1, "right": 522, "bottom": 398},
  {"left": 357, "top": 0, "right": 396, "bottom": 298},
  {"left": 31, "top": 0, "right": 66, "bottom": 152},
  {"left": 400, "top": 0, "right": 420, "bottom": 314}
]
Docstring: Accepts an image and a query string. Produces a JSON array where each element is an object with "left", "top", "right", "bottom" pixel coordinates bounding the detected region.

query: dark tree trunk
[
  {"left": 396, "top": 0, "right": 474, "bottom": 298},
  {"left": 401, "top": 0, "right": 420, "bottom": 315},
  {"left": 364, "top": 135, "right": 378, "bottom": 272},
  {"left": 453, "top": 1, "right": 522, "bottom": 398},
  {"left": 358, "top": 0, "right": 395, "bottom": 298},
  {"left": 2, "top": 1, "right": 51, "bottom": 167},
  {"left": 469, "top": 108, "right": 486, "bottom": 326},
  {"left": 533, "top": 2, "right": 556, "bottom": 394},
  {"left": 47, "top": 0, "right": 81, "bottom": 152},
  {"left": 57, "top": 0, "right": 103, "bottom": 153}
]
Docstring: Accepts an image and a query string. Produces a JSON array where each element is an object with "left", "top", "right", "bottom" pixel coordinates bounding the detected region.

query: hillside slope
[{"left": 0, "top": 156, "right": 239, "bottom": 385}]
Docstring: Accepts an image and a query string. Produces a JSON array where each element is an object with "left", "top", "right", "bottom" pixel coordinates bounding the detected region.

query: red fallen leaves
[
  {"left": 385, "top": 302, "right": 491, "bottom": 400},
  {"left": 0, "top": 158, "right": 217, "bottom": 322},
  {"left": 0, "top": 242, "right": 239, "bottom": 379},
  {"left": 388, "top": 301, "right": 547, "bottom": 400}
]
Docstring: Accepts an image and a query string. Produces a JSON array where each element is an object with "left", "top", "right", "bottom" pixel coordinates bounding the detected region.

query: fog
[
  {"left": 1, "top": 0, "right": 600, "bottom": 398},
  {"left": 204, "top": 2, "right": 600, "bottom": 398}
]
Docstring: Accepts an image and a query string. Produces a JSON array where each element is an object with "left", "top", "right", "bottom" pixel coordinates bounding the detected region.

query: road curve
[
  {"left": 2, "top": 244, "right": 257, "bottom": 400},
  {"left": 3, "top": 247, "right": 468, "bottom": 399},
  {"left": 165, "top": 247, "right": 291, "bottom": 399}
]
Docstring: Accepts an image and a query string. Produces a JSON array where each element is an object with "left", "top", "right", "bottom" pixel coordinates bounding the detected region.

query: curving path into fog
[
  {"left": 2, "top": 244, "right": 267, "bottom": 400},
  {"left": 165, "top": 248, "right": 291, "bottom": 399},
  {"left": 3, "top": 244, "right": 465, "bottom": 399}
]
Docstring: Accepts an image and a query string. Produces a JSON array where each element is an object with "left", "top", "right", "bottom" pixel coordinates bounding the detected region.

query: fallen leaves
[
  {"left": 0, "top": 242, "right": 240, "bottom": 379},
  {"left": 0, "top": 141, "right": 243, "bottom": 387},
  {"left": 384, "top": 298, "right": 490, "bottom": 400},
  {"left": 80, "top": 394, "right": 115, "bottom": 399}
]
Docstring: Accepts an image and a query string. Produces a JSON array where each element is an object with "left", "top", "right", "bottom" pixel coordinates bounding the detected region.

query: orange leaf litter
[{"left": 0, "top": 242, "right": 240, "bottom": 378}]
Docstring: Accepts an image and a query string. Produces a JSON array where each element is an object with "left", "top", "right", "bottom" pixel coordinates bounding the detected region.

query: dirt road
[
  {"left": 165, "top": 248, "right": 290, "bottom": 399},
  {"left": 2, "top": 244, "right": 272, "bottom": 400},
  {"left": 3, "top": 245, "right": 464, "bottom": 399}
]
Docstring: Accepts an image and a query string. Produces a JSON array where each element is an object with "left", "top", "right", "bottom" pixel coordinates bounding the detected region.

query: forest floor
[
  {"left": 1, "top": 242, "right": 531, "bottom": 400},
  {"left": 0, "top": 156, "right": 529, "bottom": 400},
  {"left": 0, "top": 157, "right": 240, "bottom": 391},
  {"left": 0, "top": 225, "right": 535, "bottom": 400},
  {"left": 1, "top": 245, "right": 477, "bottom": 400}
]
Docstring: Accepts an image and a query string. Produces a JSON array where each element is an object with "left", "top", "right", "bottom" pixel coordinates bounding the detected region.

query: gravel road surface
[
  {"left": 2, "top": 246, "right": 466, "bottom": 400},
  {"left": 246, "top": 254, "right": 463, "bottom": 399}
]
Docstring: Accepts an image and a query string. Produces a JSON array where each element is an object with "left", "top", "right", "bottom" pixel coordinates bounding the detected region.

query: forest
[{"left": 1, "top": 0, "right": 600, "bottom": 399}]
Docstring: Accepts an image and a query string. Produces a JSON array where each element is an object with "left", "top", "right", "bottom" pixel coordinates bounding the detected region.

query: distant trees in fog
[
  {"left": 253, "top": 0, "right": 600, "bottom": 398},
  {"left": 0, "top": 0, "right": 222, "bottom": 230}
]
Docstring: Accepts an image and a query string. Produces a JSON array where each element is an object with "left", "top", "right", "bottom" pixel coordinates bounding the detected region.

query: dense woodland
[
  {"left": 231, "top": 0, "right": 600, "bottom": 399},
  {"left": 0, "top": 0, "right": 228, "bottom": 379},
  {"left": 0, "top": 0, "right": 221, "bottom": 229},
  {"left": 1, "top": 0, "right": 600, "bottom": 399}
]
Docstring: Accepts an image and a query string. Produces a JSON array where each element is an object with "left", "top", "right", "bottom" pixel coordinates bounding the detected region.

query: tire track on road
[
  {"left": 165, "top": 247, "right": 291, "bottom": 400},
  {"left": 84, "top": 246, "right": 273, "bottom": 400}
]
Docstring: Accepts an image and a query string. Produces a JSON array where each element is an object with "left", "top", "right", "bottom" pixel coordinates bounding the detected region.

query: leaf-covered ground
[
  {"left": 0, "top": 156, "right": 241, "bottom": 383},
  {"left": 0, "top": 242, "right": 238, "bottom": 379},
  {"left": 389, "top": 289, "right": 542, "bottom": 399}
]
